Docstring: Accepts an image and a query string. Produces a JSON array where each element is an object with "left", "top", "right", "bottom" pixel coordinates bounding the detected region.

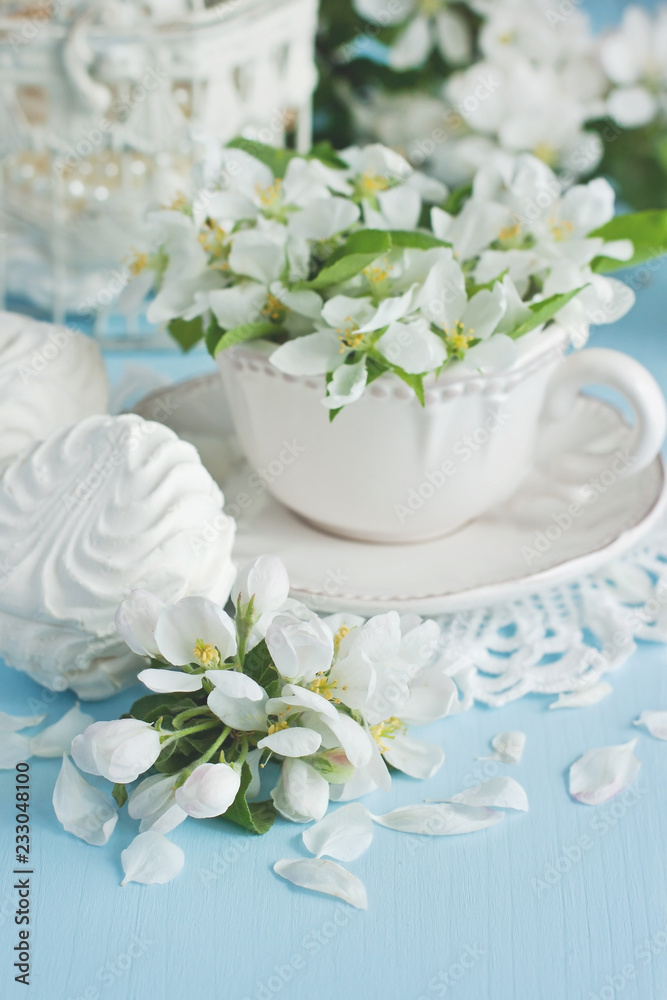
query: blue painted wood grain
[{"left": 2, "top": 1, "right": 667, "bottom": 994}]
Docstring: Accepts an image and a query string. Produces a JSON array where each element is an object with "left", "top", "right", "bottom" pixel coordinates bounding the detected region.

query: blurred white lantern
[{"left": 0, "top": 0, "right": 318, "bottom": 340}]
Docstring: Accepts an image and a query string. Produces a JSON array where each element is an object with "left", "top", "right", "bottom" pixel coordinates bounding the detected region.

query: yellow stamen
[
  {"left": 267, "top": 720, "right": 289, "bottom": 736},
  {"left": 369, "top": 716, "right": 405, "bottom": 754},
  {"left": 333, "top": 625, "right": 350, "bottom": 654},
  {"left": 359, "top": 171, "right": 390, "bottom": 197},
  {"left": 533, "top": 142, "right": 558, "bottom": 167},
  {"left": 256, "top": 177, "right": 282, "bottom": 207},
  {"left": 127, "top": 251, "right": 148, "bottom": 277},
  {"left": 308, "top": 672, "right": 338, "bottom": 701},
  {"left": 193, "top": 639, "right": 220, "bottom": 667},
  {"left": 498, "top": 222, "right": 521, "bottom": 242},
  {"left": 262, "top": 293, "right": 287, "bottom": 323},
  {"left": 550, "top": 219, "right": 574, "bottom": 241}
]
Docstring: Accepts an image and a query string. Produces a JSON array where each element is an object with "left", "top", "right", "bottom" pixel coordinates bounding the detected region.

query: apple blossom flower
[
  {"left": 353, "top": 0, "right": 473, "bottom": 70},
  {"left": 71, "top": 719, "right": 162, "bottom": 784},
  {"left": 175, "top": 762, "right": 241, "bottom": 818}
]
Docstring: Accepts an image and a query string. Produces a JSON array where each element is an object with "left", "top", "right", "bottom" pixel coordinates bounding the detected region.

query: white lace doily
[{"left": 435, "top": 520, "right": 667, "bottom": 710}]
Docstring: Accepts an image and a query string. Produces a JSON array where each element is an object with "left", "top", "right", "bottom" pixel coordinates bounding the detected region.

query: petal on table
[
  {"left": 121, "top": 831, "right": 185, "bottom": 886},
  {"left": 273, "top": 858, "right": 368, "bottom": 909},
  {"left": 302, "top": 803, "right": 374, "bottom": 861},
  {"left": 569, "top": 739, "right": 641, "bottom": 805}
]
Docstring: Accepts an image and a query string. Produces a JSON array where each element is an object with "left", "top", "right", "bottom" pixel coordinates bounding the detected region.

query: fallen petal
[
  {"left": 121, "top": 831, "right": 185, "bottom": 886},
  {"left": 0, "top": 711, "right": 46, "bottom": 733},
  {"left": 449, "top": 776, "right": 528, "bottom": 812},
  {"left": 0, "top": 732, "right": 32, "bottom": 768},
  {"left": 30, "top": 704, "right": 94, "bottom": 757},
  {"left": 479, "top": 730, "right": 526, "bottom": 764},
  {"left": 383, "top": 734, "right": 444, "bottom": 780},
  {"left": 550, "top": 683, "right": 613, "bottom": 710},
  {"left": 372, "top": 803, "right": 504, "bottom": 835},
  {"left": 302, "top": 803, "right": 374, "bottom": 861},
  {"left": 273, "top": 858, "right": 368, "bottom": 909},
  {"left": 569, "top": 739, "right": 641, "bottom": 805},
  {"left": 137, "top": 668, "right": 203, "bottom": 694},
  {"left": 634, "top": 711, "right": 667, "bottom": 741},
  {"left": 52, "top": 755, "right": 118, "bottom": 846}
]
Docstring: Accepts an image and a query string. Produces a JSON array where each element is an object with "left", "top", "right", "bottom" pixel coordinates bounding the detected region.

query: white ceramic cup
[{"left": 218, "top": 326, "right": 667, "bottom": 543}]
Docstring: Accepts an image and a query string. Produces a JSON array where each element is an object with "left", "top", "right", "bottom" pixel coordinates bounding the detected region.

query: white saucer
[{"left": 133, "top": 374, "right": 667, "bottom": 615}]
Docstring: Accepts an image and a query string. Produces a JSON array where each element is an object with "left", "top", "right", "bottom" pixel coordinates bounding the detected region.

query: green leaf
[
  {"left": 226, "top": 137, "right": 296, "bottom": 178},
  {"left": 221, "top": 761, "right": 276, "bottom": 835},
  {"left": 128, "top": 693, "right": 200, "bottom": 726},
  {"left": 207, "top": 321, "right": 279, "bottom": 357},
  {"left": 112, "top": 783, "right": 128, "bottom": 809},
  {"left": 167, "top": 316, "right": 205, "bottom": 352},
  {"left": 365, "top": 354, "right": 390, "bottom": 385},
  {"left": 590, "top": 210, "right": 667, "bottom": 273},
  {"left": 393, "top": 369, "right": 425, "bottom": 405},
  {"left": 443, "top": 182, "right": 472, "bottom": 216},
  {"left": 242, "top": 640, "right": 280, "bottom": 692},
  {"left": 328, "top": 406, "right": 343, "bottom": 422},
  {"left": 386, "top": 230, "right": 451, "bottom": 250},
  {"left": 153, "top": 741, "right": 198, "bottom": 776},
  {"left": 507, "top": 288, "right": 586, "bottom": 339},
  {"left": 304, "top": 230, "right": 392, "bottom": 289},
  {"left": 308, "top": 141, "right": 349, "bottom": 170}
]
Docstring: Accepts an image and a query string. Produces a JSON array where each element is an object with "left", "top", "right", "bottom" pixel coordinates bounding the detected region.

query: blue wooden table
[{"left": 2, "top": 3, "right": 667, "bottom": 995}]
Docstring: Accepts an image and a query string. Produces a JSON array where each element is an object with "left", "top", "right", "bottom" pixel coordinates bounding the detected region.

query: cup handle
[{"left": 540, "top": 348, "right": 667, "bottom": 482}]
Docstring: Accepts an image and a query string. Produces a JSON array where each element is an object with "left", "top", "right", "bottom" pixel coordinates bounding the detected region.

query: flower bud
[
  {"left": 71, "top": 719, "right": 161, "bottom": 784},
  {"left": 175, "top": 762, "right": 241, "bottom": 819}
]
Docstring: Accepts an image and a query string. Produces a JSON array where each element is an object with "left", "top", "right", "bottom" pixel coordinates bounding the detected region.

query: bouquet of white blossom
[
  {"left": 130, "top": 139, "right": 657, "bottom": 412},
  {"left": 54, "top": 556, "right": 487, "bottom": 897}
]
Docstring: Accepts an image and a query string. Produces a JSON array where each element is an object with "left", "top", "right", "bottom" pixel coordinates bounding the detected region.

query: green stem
[
  {"left": 235, "top": 736, "right": 249, "bottom": 767},
  {"left": 197, "top": 726, "right": 231, "bottom": 766},
  {"left": 161, "top": 719, "right": 219, "bottom": 743},
  {"left": 171, "top": 706, "right": 211, "bottom": 729}
]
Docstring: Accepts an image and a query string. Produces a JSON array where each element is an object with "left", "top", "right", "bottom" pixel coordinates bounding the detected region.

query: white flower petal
[
  {"left": 372, "top": 803, "right": 504, "bottom": 835},
  {"left": 479, "top": 730, "right": 526, "bottom": 764},
  {"left": 271, "top": 758, "right": 330, "bottom": 822},
  {"left": 383, "top": 734, "right": 444, "bottom": 779},
  {"left": 0, "top": 711, "right": 47, "bottom": 733},
  {"left": 30, "top": 704, "right": 94, "bottom": 758},
  {"left": 257, "top": 727, "right": 322, "bottom": 758},
  {"left": 128, "top": 774, "right": 176, "bottom": 820},
  {"left": 208, "top": 283, "right": 267, "bottom": 330},
  {"left": 289, "top": 197, "right": 360, "bottom": 240},
  {"left": 302, "top": 710, "right": 373, "bottom": 770},
  {"left": 450, "top": 776, "right": 528, "bottom": 812},
  {"left": 120, "top": 832, "right": 185, "bottom": 886},
  {"left": 569, "top": 739, "right": 641, "bottom": 805},
  {"left": 52, "top": 755, "right": 117, "bottom": 846},
  {"left": 302, "top": 803, "right": 374, "bottom": 861},
  {"left": 434, "top": 8, "right": 471, "bottom": 64},
  {"left": 401, "top": 670, "right": 458, "bottom": 725},
  {"left": 550, "top": 683, "right": 613, "bottom": 710},
  {"left": 270, "top": 331, "right": 342, "bottom": 377},
  {"left": 155, "top": 597, "right": 236, "bottom": 666},
  {"left": 137, "top": 668, "right": 203, "bottom": 694},
  {"left": 114, "top": 589, "right": 165, "bottom": 658},
  {"left": 207, "top": 689, "right": 268, "bottom": 731},
  {"left": 389, "top": 16, "right": 433, "bottom": 71},
  {"left": 270, "top": 282, "right": 323, "bottom": 321},
  {"left": 205, "top": 671, "right": 265, "bottom": 701},
  {"left": 139, "top": 802, "right": 188, "bottom": 835},
  {"left": 229, "top": 229, "right": 285, "bottom": 285},
  {"left": 323, "top": 359, "right": 368, "bottom": 409},
  {"left": 377, "top": 320, "right": 446, "bottom": 374},
  {"left": 175, "top": 762, "right": 241, "bottom": 818},
  {"left": 607, "top": 86, "right": 657, "bottom": 129},
  {"left": 233, "top": 554, "right": 290, "bottom": 614},
  {"left": 634, "top": 711, "right": 667, "bottom": 741},
  {"left": 273, "top": 858, "right": 368, "bottom": 909},
  {"left": 0, "top": 732, "right": 32, "bottom": 768},
  {"left": 267, "top": 683, "right": 338, "bottom": 720}
]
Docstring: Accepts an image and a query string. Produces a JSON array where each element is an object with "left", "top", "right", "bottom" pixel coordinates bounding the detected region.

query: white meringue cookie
[
  {"left": 0, "top": 413, "right": 236, "bottom": 699},
  {"left": 0, "top": 311, "right": 109, "bottom": 468}
]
